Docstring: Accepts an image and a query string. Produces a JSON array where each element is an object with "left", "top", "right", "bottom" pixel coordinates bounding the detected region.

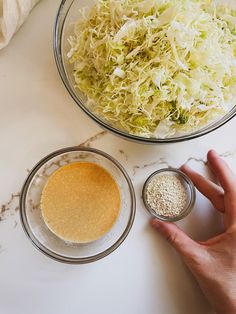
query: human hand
[{"left": 151, "top": 150, "right": 236, "bottom": 314}]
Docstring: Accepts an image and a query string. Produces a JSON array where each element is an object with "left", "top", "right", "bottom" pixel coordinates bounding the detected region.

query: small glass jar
[{"left": 142, "top": 168, "right": 196, "bottom": 222}]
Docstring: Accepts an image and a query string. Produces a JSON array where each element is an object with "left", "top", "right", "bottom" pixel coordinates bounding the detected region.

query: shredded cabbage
[{"left": 67, "top": 0, "right": 236, "bottom": 138}]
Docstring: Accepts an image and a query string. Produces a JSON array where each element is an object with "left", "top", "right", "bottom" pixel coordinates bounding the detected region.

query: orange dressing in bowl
[{"left": 41, "top": 162, "right": 121, "bottom": 243}]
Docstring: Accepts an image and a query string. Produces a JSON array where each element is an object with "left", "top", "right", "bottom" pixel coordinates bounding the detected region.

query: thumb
[{"left": 151, "top": 218, "right": 201, "bottom": 258}]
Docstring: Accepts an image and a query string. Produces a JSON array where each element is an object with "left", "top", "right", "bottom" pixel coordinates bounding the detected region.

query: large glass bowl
[
  {"left": 53, "top": 0, "right": 236, "bottom": 144},
  {"left": 19, "top": 147, "right": 136, "bottom": 264}
]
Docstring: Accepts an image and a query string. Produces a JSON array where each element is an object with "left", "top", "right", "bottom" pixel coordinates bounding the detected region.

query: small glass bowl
[
  {"left": 142, "top": 168, "right": 196, "bottom": 222},
  {"left": 20, "top": 147, "right": 136, "bottom": 264}
]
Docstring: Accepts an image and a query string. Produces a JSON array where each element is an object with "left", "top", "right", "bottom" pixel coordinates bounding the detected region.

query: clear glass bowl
[
  {"left": 20, "top": 147, "right": 136, "bottom": 264},
  {"left": 53, "top": 0, "right": 236, "bottom": 144},
  {"left": 142, "top": 168, "right": 196, "bottom": 222}
]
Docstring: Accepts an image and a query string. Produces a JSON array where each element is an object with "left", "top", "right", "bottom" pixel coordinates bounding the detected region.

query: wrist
[{"left": 212, "top": 283, "right": 236, "bottom": 314}]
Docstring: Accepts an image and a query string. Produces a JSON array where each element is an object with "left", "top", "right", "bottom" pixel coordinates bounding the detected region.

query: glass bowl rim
[
  {"left": 19, "top": 146, "right": 136, "bottom": 264},
  {"left": 53, "top": 0, "right": 236, "bottom": 144},
  {"left": 142, "top": 168, "right": 196, "bottom": 222}
]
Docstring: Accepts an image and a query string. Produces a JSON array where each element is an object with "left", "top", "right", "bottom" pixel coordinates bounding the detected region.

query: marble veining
[
  {"left": 132, "top": 158, "right": 172, "bottom": 176},
  {"left": 0, "top": 131, "right": 108, "bottom": 223},
  {"left": 1, "top": 1, "right": 236, "bottom": 312},
  {"left": 185, "top": 149, "right": 236, "bottom": 165},
  {"left": 118, "top": 149, "right": 128, "bottom": 161},
  {"left": 132, "top": 148, "right": 236, "bottom": 177},
  {"left": 1, "top": 129, "right": 235, "bottom": 226},
  {"left": 0, "top": 193, "right": 20, "bottom": 221},
  {"left": 78, "top": 131, "right": 108, "bottom": 147}
]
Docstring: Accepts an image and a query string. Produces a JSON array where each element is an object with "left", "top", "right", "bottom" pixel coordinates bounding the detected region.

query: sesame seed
[{"left": 146, "top": 174, "right": 188, "bottom": 217}]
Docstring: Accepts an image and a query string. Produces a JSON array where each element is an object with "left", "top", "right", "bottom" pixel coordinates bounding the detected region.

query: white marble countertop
[{"left": 0, "top": 1, "right": 235, "bottom": 314}]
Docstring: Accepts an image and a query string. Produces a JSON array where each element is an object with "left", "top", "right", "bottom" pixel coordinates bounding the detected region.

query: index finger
[
  {"left": 207, "top": 150, "right": 236, "bottom": 226},
  {"left": 180, "top": 164, "right": 225, "bottom": 213},
  {"left": 207, "top": 150, "right": 236, "bottom": 194}
]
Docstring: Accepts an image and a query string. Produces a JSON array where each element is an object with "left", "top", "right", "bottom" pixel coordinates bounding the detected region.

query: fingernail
[
  {"left": 210, "top": 149, "right": 218, "bottom": 156},
  {"left": 180, "top": 163, "right": 190, "bottom": 171},
  {"left": 180, "top": 164, "right": 192, "bottom": 174},
  {"left": 150, "top": 219, "right": 161, "bottom": 229}
]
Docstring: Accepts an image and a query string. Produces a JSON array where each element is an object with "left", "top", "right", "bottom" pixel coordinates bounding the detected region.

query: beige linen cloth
[{"left": 0, "top": 0, "right": 39, "bottom": 49}]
